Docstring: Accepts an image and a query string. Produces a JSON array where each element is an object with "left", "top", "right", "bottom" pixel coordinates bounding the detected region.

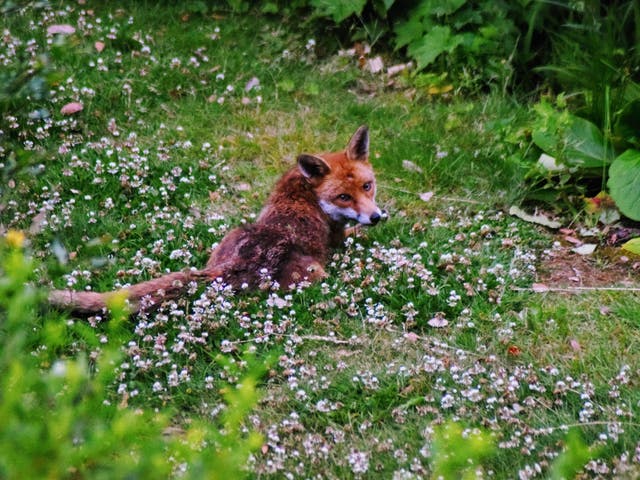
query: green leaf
[
  {"left": 277, "top": 79, "right": 295, "bottom": 93},
  {"left": 310, "top": 0, "right": 367, "bottom": 22},
  {"left": 394, "top": 16, "right": 427, "bottom": 50},
  {"left": 261, "top": 2, "right": 279, "bottom": 14},
  {"left": 408, "top": 26, "right": 463, "bottom": 71},
  {"left": 532, "top": 105, "right": 614, "bottom": 168},
  {"left": 411, "top": 0, "right": 466, "bottom": 18},
  {"left": 621, "top": 237, "right": 640, "bottom": 255},
  {"left": 429, "top": 0, "right": 466, "bottom": 17},
  {"left": 608, "top": 149, "right": 640, "bottom": 221},
  {"left": 564, "top": 116, "right": 613, "bottom": 168}
]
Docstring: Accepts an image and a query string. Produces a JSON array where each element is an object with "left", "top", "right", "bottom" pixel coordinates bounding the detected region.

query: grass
[{"left": 2, "top": 1, "right": 640, "bottom": 478}]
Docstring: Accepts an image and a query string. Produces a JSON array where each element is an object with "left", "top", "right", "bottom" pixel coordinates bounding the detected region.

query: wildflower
[
  {"left": 348, "top": 450, "right": 369, "bottom": 474},
  {"left": 428, "top": 313, "right": 448, "bottom": 328},
  {"left": 5, "top": 229, "right": 25, "bottom": 248}
]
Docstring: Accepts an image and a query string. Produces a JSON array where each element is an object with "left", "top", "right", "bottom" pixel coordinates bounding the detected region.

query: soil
[{"left": 538, "top": 243, "right": 639, "bottom": 288}]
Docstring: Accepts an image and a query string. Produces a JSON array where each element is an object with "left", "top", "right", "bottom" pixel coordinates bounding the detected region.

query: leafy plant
[
  {"left": 549, "top": 429, "right": 598, "bottom": 480},
  {"left": 0, "top": 232, "right": 265, "bottom": 479},
  {"left": 310, "top": 0, "right": 368, "bottom": 22},
  {"left": 608, "top": 149, "right": 640, "bottom": 221},
  {"left": 529, "top": 99, "right": 640, "bottom": 221},
  {"left": 429, "top": 421, "right": 495, "bottom": 479}
]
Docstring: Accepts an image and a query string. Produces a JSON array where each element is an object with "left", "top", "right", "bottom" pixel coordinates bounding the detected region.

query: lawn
[{"left": 1, "top": 2, "right": 640, "bottom": 478}]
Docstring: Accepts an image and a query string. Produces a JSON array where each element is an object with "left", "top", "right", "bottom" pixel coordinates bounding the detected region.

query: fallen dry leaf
[
  {"left": 404, "top": 332, "right": 419, "bottom": 343},
  {"left": 427, "top": 314, "right": 448, "bottom": 328},
  {"left": 507, "top": 345, "right": 522, "bottom": 356},
  {"left": 509, "top": 206, "right": 562, "bottom": 229},
  {"left": 419, "top": 192, "right": 434, "bottom": 203},
  {"left": 60, "top": 102, "right": 83, "bottom": 115},
  {"left": 572, "top": 243, "right": 597, "bottom": 255},
  {"left": 402, "top": 159, "right": 423, "bottom": 173},
  {"left": 569, "top": 339, "right": 581, "bottom": 351},
  {"left": 366, "top": 56, "right": 384, "bottom": 74},
  {"left": 245, "top": 76, "right": 260, "bottom": 92},
  {"left": 532, "top": 283, "right": 549, "bottom": 293},
  {"left": 563, "top": 235, "right": 582, "bottom": 245},
  {"left": 47, "top": 24, "right": 76, "bottom": 35}
]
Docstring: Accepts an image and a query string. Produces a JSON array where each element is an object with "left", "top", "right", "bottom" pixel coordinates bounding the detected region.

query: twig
[
  {"left": 539, "top": 421, "right": 640, "bottom": 433},
  {"left": 297, "top": 334, "right": 362, "bottom": 346},
  {"left": 513, "top": 286, "right": 640, "bottom": 293},
  {"left": 379, "top": 185, "right": 484, "bottom": 205}
]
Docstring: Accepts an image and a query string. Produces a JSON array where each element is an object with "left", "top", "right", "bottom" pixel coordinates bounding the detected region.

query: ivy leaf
[
  {"left": 310, "top": 0, "right": 367, "bottom": 22},
  {"left": 608, "top": 149, "right": 640, "bottom": 221},
  {"left": 408, "top": 26, "right": 463, "bottom": 71}
]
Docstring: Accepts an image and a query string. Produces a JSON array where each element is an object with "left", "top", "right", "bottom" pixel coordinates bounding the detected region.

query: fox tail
[{"left": 48, "top": 268, "right": 219, "bottom": 316}]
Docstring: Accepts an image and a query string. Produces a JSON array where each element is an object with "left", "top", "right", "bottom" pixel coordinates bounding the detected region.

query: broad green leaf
[
  {"left": 394, "top": 16, "right": 426, "bottom": 49},
  {"left": 608, "top": 149, "right": 640, "bottom": 221},
  {"left": 430, "top": 0, "right": 466, "bottom": 17},
  {"left": 621, "top": 237, "right": 640, "bottom": 255},
  {"left": 310, "top": 0, "right": 366, "bottom": 22},
  {"left": 532, "top": 105, "right": 613, "bottom": 168},
  {"left": 564, "top": 115, "right": 613, "bottom": 167},
  {"left": 408, "top": 26, "right": 463, "bottom": 71},
  {"left": 412, "top": 0, "right": 466, "bottom": 17}
]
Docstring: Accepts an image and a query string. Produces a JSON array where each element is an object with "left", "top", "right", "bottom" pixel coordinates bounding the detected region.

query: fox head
[{"left": 298, "top": 125, "right": 382, "bottom": 226}]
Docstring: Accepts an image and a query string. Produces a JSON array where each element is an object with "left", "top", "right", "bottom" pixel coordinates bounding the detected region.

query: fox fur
[{"left": 49, "top": 125, "right": 382, "bottom": 315}]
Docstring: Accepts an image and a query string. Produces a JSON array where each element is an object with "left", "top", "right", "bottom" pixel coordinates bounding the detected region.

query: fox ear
[
  {"left": 346, "top": 125, "right": 369, "bottom": 161},
  {"left": 298, "top": 154, "right": 330, "bottom": 183}
]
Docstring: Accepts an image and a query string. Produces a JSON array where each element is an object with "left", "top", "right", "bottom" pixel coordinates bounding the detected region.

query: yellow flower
[{"left": 6, "top": 229, "right": 26, "bottom": 248}]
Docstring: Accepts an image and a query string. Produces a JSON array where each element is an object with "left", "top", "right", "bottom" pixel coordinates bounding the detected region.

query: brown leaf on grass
[
  {"left": 571, "top": 244, "right": 597, "bottom": 255},
  {"left": 60, "top": 102, "right": 83, "bottom": 115},
  {"left": 47, "top": 24, "right": 75, "bottom": 35},
  {"left": 509, "top": 206, "right": 562, "bottom": 229},
  {"left": 366, "top": 56, "right": 384, "bottom": 74},
  {"left": 29, "top": 210, "right": 47, "bottom": 235},
  {"left": 402, "top": 159, "right": 423, "bottom": 174},
  {"left": 507, "top": 345, "right": 522, "bottom": 356},
  {"left": 419, "top": 191, "right": 434, "bottom": 203},
  {"left": 532, "top": 283, "right": 549, "bottom": 293},
  {"left": 569, "top": 339, "right": 581, "bottom": 351},
  {"left": 403, "top": 332, "right": 419, "bottom": 343}
]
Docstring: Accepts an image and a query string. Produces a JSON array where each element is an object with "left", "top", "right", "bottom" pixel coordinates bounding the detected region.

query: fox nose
[{"left": 369, "top": 212, "right": 381, "bottom": 224}]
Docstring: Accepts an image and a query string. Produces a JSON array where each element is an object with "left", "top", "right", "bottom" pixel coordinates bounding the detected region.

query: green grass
[{"left": 2, "top": 2, "right": 640, "bottom": 478}]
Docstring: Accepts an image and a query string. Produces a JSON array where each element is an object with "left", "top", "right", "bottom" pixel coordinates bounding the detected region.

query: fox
[{"left": 49, "top": 125, "right": 382, "bottom": 316}]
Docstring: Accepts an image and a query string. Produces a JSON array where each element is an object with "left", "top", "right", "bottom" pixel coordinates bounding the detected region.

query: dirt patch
[{"left": 538, "top": 244, "right": 640, "bottom": 288}]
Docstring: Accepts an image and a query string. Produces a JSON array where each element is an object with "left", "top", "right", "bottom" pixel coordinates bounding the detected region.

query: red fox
[{"left": 49, "top": 125, "right": 382, "bottom": 315}]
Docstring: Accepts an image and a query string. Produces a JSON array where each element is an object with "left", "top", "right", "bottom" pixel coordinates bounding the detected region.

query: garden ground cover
[{"left": 2, "top": 2, "right": 640, "bottom": 478}]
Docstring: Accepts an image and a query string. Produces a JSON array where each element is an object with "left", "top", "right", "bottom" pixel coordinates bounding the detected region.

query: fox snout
[{"left": 357, "top": 205, "right": 383, "bottom": 225}]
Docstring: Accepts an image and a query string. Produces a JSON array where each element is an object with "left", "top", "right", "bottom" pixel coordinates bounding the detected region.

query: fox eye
[
  {"left": 363, "top": 182, "right": 372, "bottom": 191},
  {"left": 338, "top": 193, "right": 352, "bottom": 202}
]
